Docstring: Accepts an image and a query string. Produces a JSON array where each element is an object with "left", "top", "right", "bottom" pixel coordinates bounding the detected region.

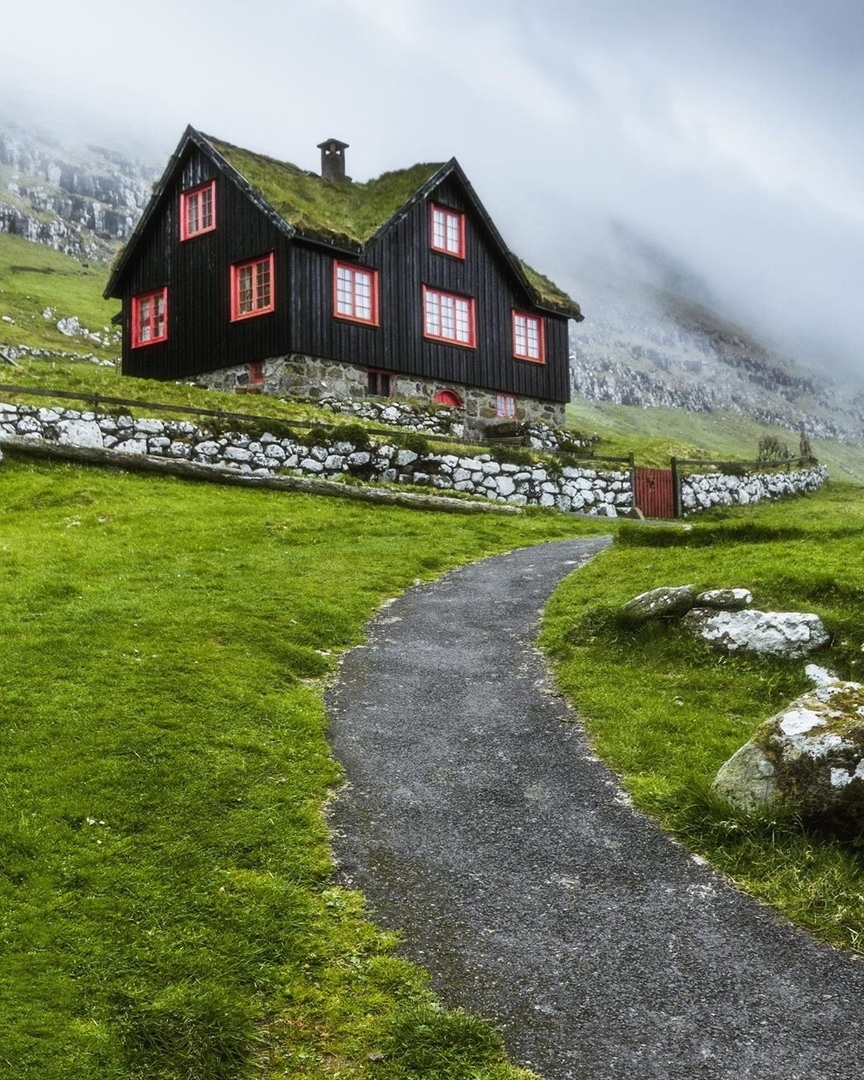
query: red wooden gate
[{"left": 634, "top": 467, "right": 676, "bottom": 519}]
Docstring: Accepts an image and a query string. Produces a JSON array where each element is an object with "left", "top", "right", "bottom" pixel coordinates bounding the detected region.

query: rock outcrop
[
  {"left": 713, "top": 683, "right": 864, "bottom": 832},
  {"left": 620, "top": 585, "right": 698, "bottom": 623}
]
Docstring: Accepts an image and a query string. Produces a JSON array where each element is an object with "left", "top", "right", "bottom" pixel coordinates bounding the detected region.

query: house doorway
[{"left": 434, "top": 388, "right": 463, "bottom": 407}]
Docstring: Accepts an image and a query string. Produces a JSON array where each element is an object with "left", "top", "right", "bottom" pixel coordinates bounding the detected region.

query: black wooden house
[{"left": 105, "top": 126, "right": 582, "bottom": 429}]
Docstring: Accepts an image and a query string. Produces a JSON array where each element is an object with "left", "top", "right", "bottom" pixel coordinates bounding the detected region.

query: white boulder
[{"left": 682, "top": 608, "right": 829, "bottom": 659}]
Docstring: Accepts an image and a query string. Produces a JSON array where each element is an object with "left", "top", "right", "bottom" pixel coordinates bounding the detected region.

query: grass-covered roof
[
  {"left": 203, "top": 133, "right": 581, "bottom": 319},
  {"left": 205, "top": 134, "right": 441, "bottom": 249}
]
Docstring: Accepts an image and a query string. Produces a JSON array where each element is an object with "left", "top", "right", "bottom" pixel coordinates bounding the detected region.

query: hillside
[
  {"left": 0, "top": 114, "right": 158, "bottom": 262},
  {"left": 569, "top": 278, "right": 864, "bottom": 443},
  {"left": 0, "top": 232, "right": 119, "bottom": 363}
]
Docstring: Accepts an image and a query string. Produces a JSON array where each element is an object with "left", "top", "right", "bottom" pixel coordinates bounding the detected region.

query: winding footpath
[{"left": 326, "top": 538, "right": 864, "bottom": 1080}]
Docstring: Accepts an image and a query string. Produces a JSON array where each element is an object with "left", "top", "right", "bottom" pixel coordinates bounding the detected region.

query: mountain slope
[
  {"left": 569, "top": 275, "right": 864, "bottom": 442},
  {"left": 0, "top": 115, "right": 159, "bottom": 263}
]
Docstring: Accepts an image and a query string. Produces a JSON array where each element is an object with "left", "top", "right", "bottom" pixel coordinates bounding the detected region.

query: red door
[{"left": 634, "top": 467, "right": 675, "bottom": 518}]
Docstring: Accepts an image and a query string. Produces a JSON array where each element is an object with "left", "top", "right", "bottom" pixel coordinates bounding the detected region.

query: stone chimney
[{"left": 317, "top": 138, "right": 350, "bottom": 183}]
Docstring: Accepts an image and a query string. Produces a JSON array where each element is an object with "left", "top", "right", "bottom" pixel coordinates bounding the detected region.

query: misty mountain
[
  {"left": 569, "top": 229, "right": 864, "bottom": 440},
  {"left": 0, "top": 115, "right": 159, "bottom": 262}
]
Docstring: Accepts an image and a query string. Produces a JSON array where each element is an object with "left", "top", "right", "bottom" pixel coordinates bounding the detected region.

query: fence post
[
  {"left": 628, "top": 451, "right": 635, "bottom": 513},
  {"left": 670, "top": 456, "right": 681, "bottom": 518}
]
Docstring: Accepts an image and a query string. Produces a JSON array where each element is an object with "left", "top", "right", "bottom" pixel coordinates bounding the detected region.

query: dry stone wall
[
  {"left": 0, "top": 400, "right": 828, "bottom": 516},
  {"left": 0, "top": 401, "right": 629, "bottom": 516},
  {"left": 681, "top": 466, "right": 828, "bottom": 512}
]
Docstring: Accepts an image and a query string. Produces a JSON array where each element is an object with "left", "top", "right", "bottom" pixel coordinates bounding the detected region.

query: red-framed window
[
  {"left": 430, "top": 203, "right": 465, "bottom": 258},
  {"left": 512, "top": 310, "right": 545, "bottom": 363},
  {"left": 367, "top": 369, "right": 393, "bottom": 396},
  {"left": 334, "top": 262, "right": 379, "bottom": 325},
  {"left": 131, "top": 286, "right": 168, "bottom": 348},
  {"left": 497, "top": 393, "right": 517, "bottom": 418},
  {"left": 423, "top": 286, "right": 476, "bottom": 348},
  {"left": 230, "top": 253, "right": 275, "bottom": 322},
  {"left": 180, "top": 180, "right": 216, "bottom": 241}
]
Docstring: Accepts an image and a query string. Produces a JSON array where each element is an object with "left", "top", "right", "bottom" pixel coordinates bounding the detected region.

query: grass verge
[
  {"left": 0, "top": 453, "right": 608, "bottom": 1078},
  {"left": 541, "top": 482, "right": 864, "bottom": 953}
]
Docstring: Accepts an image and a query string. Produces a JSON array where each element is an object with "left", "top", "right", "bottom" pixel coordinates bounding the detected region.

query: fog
[{"left": 2, "top": 0, "right": 862, "bottom": 379}]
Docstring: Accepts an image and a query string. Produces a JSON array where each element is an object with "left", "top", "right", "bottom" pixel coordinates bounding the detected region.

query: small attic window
[
  {"left": 180, "top": 180, "right": 216, "bottom": 241},
  {"left": 430, "top": 204, "right": 465, "bottom": 259}
]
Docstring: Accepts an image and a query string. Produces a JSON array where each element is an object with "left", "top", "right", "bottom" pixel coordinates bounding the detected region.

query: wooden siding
[
  {"left": 289, "top": 175, "right": 570, "bottom": 402},
  {"left": 117, "top": 145, "right": 291, "bottom": 381}
]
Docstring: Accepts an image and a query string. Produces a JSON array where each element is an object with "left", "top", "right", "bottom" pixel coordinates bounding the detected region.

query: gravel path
[{"left": 326, "top": 538, "right": 864, "bottom": 1080}]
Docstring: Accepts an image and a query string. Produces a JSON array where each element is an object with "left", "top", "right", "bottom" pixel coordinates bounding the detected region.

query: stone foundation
[{"left": 192, "top": 353, "right": 566, "bottom": 437}]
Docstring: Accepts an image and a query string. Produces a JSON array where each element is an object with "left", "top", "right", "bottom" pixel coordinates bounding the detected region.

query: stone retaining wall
[
  {"left": 0, "top": 401, "right": 629, "bottom": 516},
  {"left": 681, "top": 465, "right": 828, "bottom": 512},
  {"left": 0, "top": 400, "right": 828, "bottom": 517}
]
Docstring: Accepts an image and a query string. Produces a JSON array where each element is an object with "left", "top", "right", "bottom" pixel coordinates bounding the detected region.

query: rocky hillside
[
  {"left": 0, "top": 117, "right": 159, "bottom": 263},
  {"left": 569, "top": 271, "right": 864, "bottom": 442}
]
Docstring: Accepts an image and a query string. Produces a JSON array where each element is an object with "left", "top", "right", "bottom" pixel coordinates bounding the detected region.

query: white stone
[
  {"left": 135, "top": 419, "right": 164, "bottom": 435},
  {"left": 114, "top": 439, "right": 147, "bottom": 455},
  {"left": 805, "top": 664, "right": 840, "bottom": 688},
  {"left": 224, "top": 446, "right": 252, "bottom": 463},
  {"left": 300, "top": 457, "right": 324, "bottom": 473},
  {"left": 57, "top": 418, "right": 103, "bottom": 448},
  {"left": 682, "top": 608, "right": 830, "bottom": 660},
  {"left": 496, "top": 476, "right": 516, "bottom": 497}
]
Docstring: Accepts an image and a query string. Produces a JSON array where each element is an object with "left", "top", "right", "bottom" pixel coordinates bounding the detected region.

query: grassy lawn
[
  {"left": 0, "top": 453, "right": 610, "bottom": 1079},
  {"left": 542, "top": 482, "right": 864, "bottom": 953}
]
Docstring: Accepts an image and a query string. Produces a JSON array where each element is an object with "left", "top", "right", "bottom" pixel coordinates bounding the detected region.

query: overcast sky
[{"left": 2, "top": 0, "right": 862, "bottom": 377}]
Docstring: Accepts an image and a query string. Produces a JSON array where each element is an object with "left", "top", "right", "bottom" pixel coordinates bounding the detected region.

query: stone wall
[
  {"left": 681, "top": 465, "right": 829, "bottom": 512},
  {"left": 0, "top": 401, "right": 628, "bottom": 517},
  {"left": 0, "top": 400, "right": 828, "bottom": 518},
  {"left": 192, "top": 354, "right": 567, "bottom": 437}
]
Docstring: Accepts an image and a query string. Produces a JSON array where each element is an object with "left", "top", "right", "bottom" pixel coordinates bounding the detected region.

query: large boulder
[
  {"left": 713, "top": 683, "right": 864, "bottom": 831},
  {"left": 681, "top": 608, "right": 829, "bottom": 659},
  {"left": 620, "top": 585, "right": 697, "bottom": 624}
]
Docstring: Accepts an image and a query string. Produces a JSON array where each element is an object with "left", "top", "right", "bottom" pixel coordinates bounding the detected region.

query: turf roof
[
  {"left": 203, "top": 133, "right": 582, "bottom": 319},
  {"left": 205, "top": 134, "right": 441, "bottom": 249}
]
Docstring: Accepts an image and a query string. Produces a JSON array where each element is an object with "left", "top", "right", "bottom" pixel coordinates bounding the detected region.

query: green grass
[
  {"left": 567, "top": 395, "right": 864, "bottom": 484},
  {"left": 541, "top": 482, "right": 864, "bottom": 952},
  {"left": 0, "top": 453, "right": 607, "bottom": 1078},
  {"left": 0, "top": 233, "right": 119, "bottom": 361}
]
